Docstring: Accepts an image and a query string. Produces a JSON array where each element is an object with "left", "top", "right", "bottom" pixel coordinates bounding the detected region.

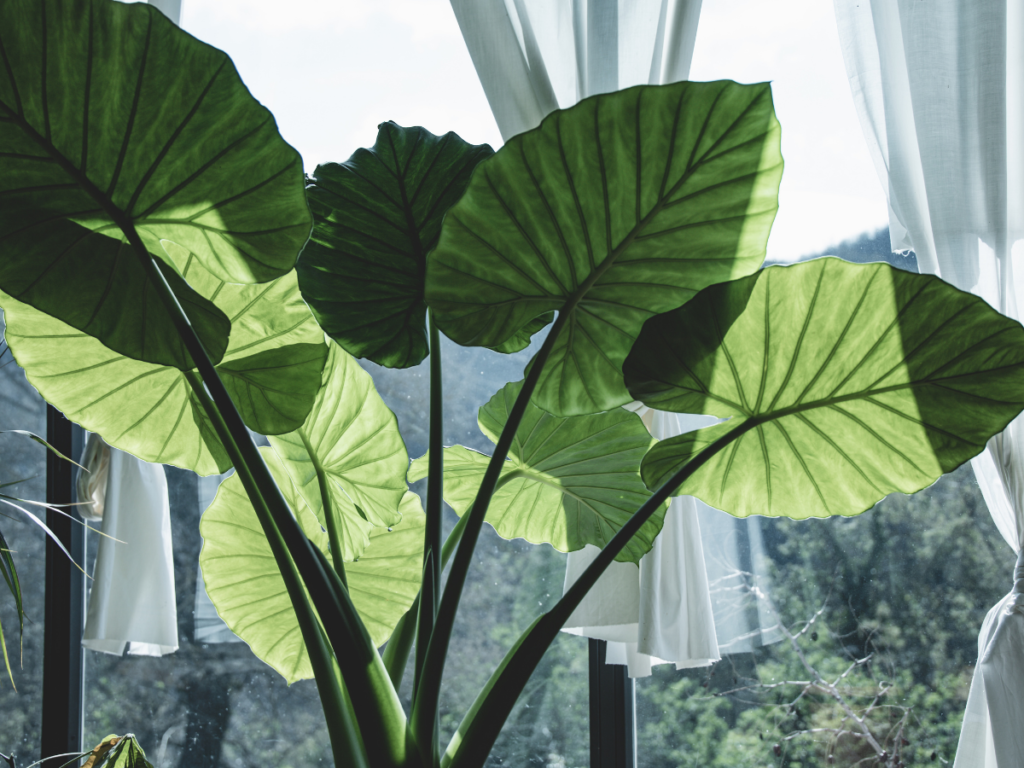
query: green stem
[
  {"left": 122, "top": 236, "right": 405, "bottom": 767},
  {"left": 442, "top": 420, "right": 756, "bottom": 768},
  {"left": 382, "top": 607, "right": 416, "bottom": 691},
  {"left": 185, "top": 373, "right": 367, "bottom": 768},
  {"left": 411, "top": 309, "right": 570, "bottom": 756},
  {"left": 310, "top": 545, "right": 419, "bottom": 767},
  {"left": 440, "top": 510, "right": 470, "bottom": 566},
  {"left": 300, "top": 429, "right": 348, "bottom": 589},
  {"left": 415, "top": 315, "right": 444, "bottom": 702},
  {"left": 383, "top": 511, "right": 470, "bottom": 690}
]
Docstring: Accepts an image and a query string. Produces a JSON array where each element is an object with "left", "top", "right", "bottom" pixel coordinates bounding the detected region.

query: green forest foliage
[{"left": 636, "top": 463, "right": 1006, "bottom": 768}]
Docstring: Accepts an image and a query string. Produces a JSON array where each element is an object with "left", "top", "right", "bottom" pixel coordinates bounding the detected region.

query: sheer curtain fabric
[
  {"left": 81, "top": 438, "right": 178, "bottom": 656},
  {"left": 450, "top": 0, "right": 702, "bottom": 142},
  {"left": 834, "top": 1, "right": 1024, "bottom": 764}
]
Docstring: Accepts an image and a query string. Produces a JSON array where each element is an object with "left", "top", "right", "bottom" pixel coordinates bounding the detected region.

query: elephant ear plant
[{"left": 3, "top": 2, "right": 1024, "bottom": 767}]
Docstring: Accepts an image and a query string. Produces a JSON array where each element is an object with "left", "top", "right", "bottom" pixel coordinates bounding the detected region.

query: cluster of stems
[{"left": 129, "top": 233, "right": 727, "bottom": 768}]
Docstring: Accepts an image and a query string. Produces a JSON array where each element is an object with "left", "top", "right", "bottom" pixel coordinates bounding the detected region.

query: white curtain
[
  {"left": 450, "top": 0, "right": 702, "bottom": 143},
  {"left": 452, "top": 0, "right": 781, "bottom": 677},
  {"left": 81, "top": 437, "right": 178, "bottom": 657},
  {"left": 834, "top": 2, "right": 1024, "bottom": 764},
  {"left": 563, "top": 411, "right": 720, "bottom": 676}
]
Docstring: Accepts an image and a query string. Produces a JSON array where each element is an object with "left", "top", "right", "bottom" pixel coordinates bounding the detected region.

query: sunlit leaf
[
  {"left": 626, "top": 258, "right": 1024, "bottom": 518},
  {"left": 82, "top": 733, "right": 153, "bottom": 768},
  {"left": 268, "top": 342, "right": 409, "bottom": 561},
  {"left": 301, "top": 122, "right": 493, "bottom": 368},
  {"left": 427, "top": 80, "right": 782, "bottom": 415},
  {"left": 409, "top": 380, "right": 665, "bottom": 563},
  {"left": 1, "top": 258, "right": 325, "bottom": 475},
  {"left": 200, "top": 449, "right": 423, "bottom": 683},
  {"left": 0, "top": 0, "right": 310, "bottom": 367}
]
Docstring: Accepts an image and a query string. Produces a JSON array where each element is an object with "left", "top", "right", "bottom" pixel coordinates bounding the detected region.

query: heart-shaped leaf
[
  {"left": 0, "top": 0, "right": 310, "bottom": 367},
  {"left": 426, "top": 80, "right": 782, "bottom": 416},
  {"left": 625, "top": 258, "right": 1024, "bottom": 518},
  {"left": 408, "top": 381, "right": 665, "bottom": 563},
  {"left": 199, "top": 447, "right": 424, "bottom": 683},
  {"left": 1, "top": 258, "right": 327, "bottom": 476},
  {"left": 300, "top": 122, "right": 493, "bottom": 368},
  {"left": 268, "top": 342, "right": 409, "bottom": 561}
]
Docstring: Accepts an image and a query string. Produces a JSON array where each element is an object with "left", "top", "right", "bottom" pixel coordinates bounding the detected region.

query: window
[{"left": 3, "top": 2, "right": 1006, "bottom": 767}]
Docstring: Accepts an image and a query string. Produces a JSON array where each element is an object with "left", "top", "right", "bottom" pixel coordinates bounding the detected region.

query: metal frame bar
[
  {"left": 589, "top": 639, "right": 636, "bottom": 768},
  {"left": 40, "top": 407, "right": 85, "bottom": 766}
]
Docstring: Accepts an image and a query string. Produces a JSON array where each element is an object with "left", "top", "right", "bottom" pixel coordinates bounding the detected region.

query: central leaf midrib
[
  {"left": 4, "top": 96, "right": 140, "bottom": 251},
  {"left": 299, "top": 429, "right": 336, "bottom": 531},
  {"left": 748, "top": 363, "right": 1022, "bottom": 427},
  {"left": 559, "top": 91, "right": 764, "bottom": 318},
  {"left": 386, "top": 128, "right": 427, "bottom": 285}
]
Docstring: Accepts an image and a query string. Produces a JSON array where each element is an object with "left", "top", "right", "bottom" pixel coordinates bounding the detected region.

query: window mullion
[{"left": 589, "top": 639, "right": 636, "bottom": 768}]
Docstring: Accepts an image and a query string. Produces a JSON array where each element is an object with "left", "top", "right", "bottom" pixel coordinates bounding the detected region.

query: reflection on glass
[
  {"left": 699, "top": 504, "right": 783, "bottom": 655},
  {"left": 0, "top": 322, "right": 48, "bottom": 763}
]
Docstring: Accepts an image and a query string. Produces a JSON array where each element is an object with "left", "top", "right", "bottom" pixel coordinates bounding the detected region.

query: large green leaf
[
  {"left": 625, "top": 258, "right": 1024, "bottom": 518},
  {"left": 408, "top": 381, "right": 665, "bottom": 563},
  {"left": 268, "top": 342, "right": 409, "bottom": 561},
  {"left": 426, "top": 80, "right": 783, "bottom": 416},
  {"left": 199, "top": 448, "right": 424, "bottom": 683},
  {"left": 300, "top": 122, "right": 493, "bottom": 368},
  {"left": 0, "top": 0, "right": 310, "bottom": 368},
  {"left": 1, "top": 256, "right": 327, "bottom": 475}
]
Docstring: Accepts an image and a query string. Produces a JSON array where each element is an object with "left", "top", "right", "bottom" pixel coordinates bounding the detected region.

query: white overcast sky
[{"left": 176, "top": 0, "right": 890, "bottom": 263}]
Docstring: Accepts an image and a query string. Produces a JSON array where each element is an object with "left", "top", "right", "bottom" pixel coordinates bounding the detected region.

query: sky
[{"left": 174, "top": 0, "right": 891, "bottom": 263}]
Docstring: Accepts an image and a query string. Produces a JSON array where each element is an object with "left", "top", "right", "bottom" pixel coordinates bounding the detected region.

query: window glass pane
[
  {"left": 83, "top": 466, "right": 334, "bottom": 767},
  {"left": 0, "top": 318, "right": 49, "bottom": 763},
  {"left": 77, "top": 336, "right": 588, "bottom": 767},
  {"left": 637, "top": 459, "right": 1006, "bottom": 766},
  {"left": 368, "top": 338, "right": 590, "bottom": 767}
]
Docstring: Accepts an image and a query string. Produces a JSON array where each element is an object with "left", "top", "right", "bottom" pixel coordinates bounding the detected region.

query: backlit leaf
[
  {"left": 409, "top": 380, "right": 665, "bottom": 563},
  {"left": 426, "top": 81, "right": 782, "bottom": 415},
  {"left": 626, "top": 258, "right": 1024, "bottom": 518},
  {"left": 200, "top": 450, "right": 423, "bottom": 682},
  {"left": 268, "top": 343, "right": 409, "bottom": 560},
  {"left": 0, "top": 0, "right": 309, "bottom": 367},
  {"left": 1, "top": 259, "right": 325, "bottom": 475},
  {"left": 301, "top": 122, "right": 492, "bottom": 368}
]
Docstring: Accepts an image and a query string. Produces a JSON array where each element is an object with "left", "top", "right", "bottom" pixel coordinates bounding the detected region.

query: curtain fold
[
  {"left": 834, "top": 2, "right": 1024, "bottom": 764},
  {"left": 449, "top": 0, "right": 702, "bottom": 141},
  {"left": 81, "top": 437, "right": 178, "bottom": 657},
  {"left": 451, "top": 0, "right": 779, "bottom": 676},
  {"left": 562, "top": 410, "right": 720, "bottom": 677}
]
